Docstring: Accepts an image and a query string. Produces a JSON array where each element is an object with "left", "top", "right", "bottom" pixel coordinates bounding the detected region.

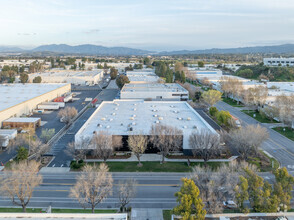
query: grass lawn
[
  {"left": 81, "top": 161, "right": 224, "bottom": 172},
  {"left": 163, "top": 210, "right": 172, "bottom": 220},
  {"left": 248, "top": 151, "right": 280, "bottom": 172},
  {"left": 222, "top": 97, "right": 244, "bottom": 107},
  {"left": 0, "top": 207, "right": 116, "bottom": 213},
  {"left": 273, "top": 127, "right": 294, "bottom": 141},
  {"left": 241, "top": 110, "right": 279, "bottom": 123}
]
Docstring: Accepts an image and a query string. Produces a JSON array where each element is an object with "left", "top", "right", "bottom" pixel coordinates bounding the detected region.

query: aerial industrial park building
[
  {"left": 126, "top": 69, "right": 160, "bottom": 84},
  {"left": 29, "top": 70, "right": 104, "bottom": 85},
  {"left": 263, "top": 58, "right": 294, "bottom": 66},
  {"left": 0, "top": 83, "right": 71, "bottom": 126},
  {"left": 75, "top": 100, "right": 217, "bottom": 155},
  {"left": 120, "top": 83, "right": 189, "bottom": 101}
]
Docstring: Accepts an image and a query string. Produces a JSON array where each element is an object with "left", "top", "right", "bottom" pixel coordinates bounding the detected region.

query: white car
[{"left": 223, "top": 200, "right": 237, "bottom": 209}]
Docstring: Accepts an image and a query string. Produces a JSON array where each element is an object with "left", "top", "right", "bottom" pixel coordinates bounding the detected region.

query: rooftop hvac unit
[
  {"left": 133, "top": 108, "right": 137, "bottom": 111},
  {"left": 173, "top": 110, "right": 179, "bottom": 113},
  {"left": 187, "top": 117, "right": 191, "bottom": 121},
  {"left": 130, "top": 117, "right": 134, "bottom": 120},
  {"left": 114, "top": 108, "right": 118, "bottom": 110},
  {"left": 170, "top": 105, "right": 175, "bottom": 108},
  {"left": 109, "top": 118, "right": 113, "bottom": 122},
  {"left": 178, "top": 117, "right": 182, "bottom": 120},
  {"left": 193, "top": 125, "right": 197, "bottom": 129},
  {"left": 134, "top": 103, "right": 137, "bottom": 106},
  {"left": 152, "top": 109, "right": 157, "bottom": 112},
  {"left": 112, "top": 113, "right": 116, "bottom": 115},
  {"left": 132, "top": 122, "right": 136, "bottom": 125},
  {"left": 121, "top": 123, "right": 124, "bottom": 126},
  {"left": 129, "top": 127, "right": 133, "bottom": 131},
  {"left": 132, "top": 115, "right": 136, "bottom": 117},
  {"left": 158, "top": 117, "right": 163, "bottom": 120},
  {"left": 97, "top": 123, "right": 102, "bottom": 127},
  {"left": 155, "top": 120, "right": 160, "bottom": 124},
  {"left": 101, "top": 118, "right": 106, "bottom": 121},
  {"left": 153, "top": 114, "right": 157, "bottom": 117},
  {"left": 106, "top": 125, "right": 110, "bottom": 129},
  {"left": 183, "top": 126, "right": 187, "bottom": 129}
]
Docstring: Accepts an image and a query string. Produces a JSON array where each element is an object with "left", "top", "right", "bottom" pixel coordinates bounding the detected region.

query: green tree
[
  {"left": 195, "top": 91, "right": 202, "bottom": 102},
  {"left": 143, "top": 57, "right": 151, "bottom": 65},
  {"left": 237, "top": 69, "right": 254, "bottom": 78},
  {"left": 133, "top": 64, "right": 143, "bottom": 69},
  {"left": 198, "top": 61, "right": 204, "bottom": 67},
  {"left": 110, "top": 68, "right": 118, "bottom": 79},
  {"left": 33, "top": 76, "right": 42, "bottom": 83},
  {"left": 173, "top": 178, "right": 206, "bottom": 220},
  {"left": 180, "top": 71, "right": 186, "bottom": 83},
  {"left": 116, "top": 75, "right": 130, "bottom": 89},
  {"left": 235, "top": 176, "right": 249, "bottom": 213},
  {"left": 19, "top": 73, "right": 28, "bottom": 83},
  {"left": 201, "top": 90, "right": 222, "bottom": 107},
  {"left": 273, "top": 167, "right": 294, "bottom": 211},
  {"left": 216, "top": 110, "right": 232, "bottom": 126},
  {"left": 16, "top": 147, "right": 28, "bottom": 161},
  {"left": 209, "top": 107, "right": 218, "bottom": 117}
]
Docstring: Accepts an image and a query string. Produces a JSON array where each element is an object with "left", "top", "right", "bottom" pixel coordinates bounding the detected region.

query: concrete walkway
[
  {"left": 131, "top": 208, "right": 163, "bottom": 220},
  {"left": 85, "top": 154, "right": 238, "bottom": 163}
]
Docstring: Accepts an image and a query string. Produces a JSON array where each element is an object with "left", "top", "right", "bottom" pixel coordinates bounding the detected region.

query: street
[{"left": 215, "top": 101, "right": 294, "bottom": 170}]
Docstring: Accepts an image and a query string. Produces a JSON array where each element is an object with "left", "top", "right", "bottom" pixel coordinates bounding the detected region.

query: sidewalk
[
  {"left": 85, "top": 153, "right": 238, "bottom": 163},
  {"left": 131, "top": 208, "right": 163, "bottom": 220}
]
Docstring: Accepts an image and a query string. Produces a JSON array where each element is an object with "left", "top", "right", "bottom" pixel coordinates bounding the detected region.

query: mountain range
[{"left": 1, "top": 43, "right": 294, "bottom": 55}]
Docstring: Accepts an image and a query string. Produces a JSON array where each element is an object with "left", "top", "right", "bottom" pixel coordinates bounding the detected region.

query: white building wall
[{"left": 0, "top": 84, "right": 71, "bottom": 126}]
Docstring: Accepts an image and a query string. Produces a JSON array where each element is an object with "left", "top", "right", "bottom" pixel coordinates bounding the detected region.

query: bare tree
[
  {"left": 191, "top": 161, "right": 256, "bottom": 214},
  {"left": 149, "top": 124, "right": 182, "bottom": 163},
  {"left": 225, "top": 125, "right": 269, "bottom": 160},
  {"left": 275, "top": 94, "right": 294, "bottom": 127},
  {"left": 67, "top": 137, "right": 91, "bottom": 161},
  {"left": 118, "top": 178, "right": 137, "bottom": 212},
  {"left": 128, "top": 133, "right": 148, "bottom": 166},
  {"left": 189, "top": 130, "right": 220, "bottom": 167},
  {"left": 29, "top": 138, "right": 50, "bottom": 161},
  {"left": 40, "top": 128, "right": 55, "bottom": 143},
  {"left": 58, "top": 106, "right": 78, "bottom": 124},
  {"left": 0, "top": 160, "right": 42, "bottom": 212},
  {"left": 260, "top": 106, "right": 279, "bottom": 122},
  {"left": 91, "top": 131, "right": 122, "bottom": 162},
  {"left": 70, "top": 163, "right": 113, "bottom": 213}
]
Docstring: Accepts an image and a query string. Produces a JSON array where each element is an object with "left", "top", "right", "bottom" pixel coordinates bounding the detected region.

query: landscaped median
[
  {"left": 222, "top": 97, "right": 244, "bottom": 107},
  {"left": 0, "top": 207, "right": 117, "bottom": 213},
  {"left": 273, "top": 127, "right": 294, "bottom": 141},
  {"left": 241, "top": 110, "right": 279, "bottom": 123}
]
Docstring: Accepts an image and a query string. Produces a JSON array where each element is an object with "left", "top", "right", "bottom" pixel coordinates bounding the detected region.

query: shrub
[
  {"left": 70, "top": 160, "right": 85, "bottom": 170},
  {"left": 216, "top": 110, "right": 232, "bottom": 126},
  {"left": 209, "top": 107, "right": 218, "bottom": 117}
]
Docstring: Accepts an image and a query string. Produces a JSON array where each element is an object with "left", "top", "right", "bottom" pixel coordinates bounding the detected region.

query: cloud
[
  {"left": 17, "top": 33, "right": 37, "bottom": 36},
  {"left": 84, "top": 29, "right": 100, "bottom": 34}
]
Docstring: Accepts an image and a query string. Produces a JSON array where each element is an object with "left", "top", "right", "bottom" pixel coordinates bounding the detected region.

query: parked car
[{"left": 223, "top": 200, "right": 237, "bottom": 209}]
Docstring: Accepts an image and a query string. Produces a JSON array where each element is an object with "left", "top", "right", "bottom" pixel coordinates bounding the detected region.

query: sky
[{"left": 0, "top": 0, "right": 294, "bottom": 51}]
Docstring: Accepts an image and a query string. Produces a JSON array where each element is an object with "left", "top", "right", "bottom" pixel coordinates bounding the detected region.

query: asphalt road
[
  {"left": 215, "top": 101, "right": 294, "bottom": 170},
  {"left": 0, "top": 171, "right": 290, "bottom": 210},
  {"left": 47, "top": 89, "right": 119, "bottom": 167}
]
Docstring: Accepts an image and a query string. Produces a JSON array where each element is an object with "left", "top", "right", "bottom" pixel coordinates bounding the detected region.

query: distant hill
[
  {"left": 31, "top": 44, "right": 151, "bottom": 56},
  {"left": 159, "top": 44, "right": 294, "bottom": 55},
  {"left": 2, "top": 43, "right": 294, "bottom": 56}
]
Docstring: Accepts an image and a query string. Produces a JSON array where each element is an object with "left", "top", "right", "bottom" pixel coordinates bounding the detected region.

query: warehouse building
[
  {"left": 29, "top": 70, "right": 104, "bottom": 85},
  {"left": 0, "top": 83, "right": 71, "bottom": 126},
  {"left": 126, "top": 69, "right": 159, "bottom": 84},
  {"left": 120, "top": 83, "right": 189, "bottom": 101},
  {"left": 75, "top": 100, "right": 217, "bottom": 155},
  {"left": 263, "top": 57, "right": 294, "bottom": 66}
]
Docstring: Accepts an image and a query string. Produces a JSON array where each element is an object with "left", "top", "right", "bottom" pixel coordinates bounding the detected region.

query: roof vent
[
  {"left": 112, "top": 113, "right": 116, "bottom": 116},
  {"left": 101, "top": 117, "right": 106, "bottom": 121},
  {"left": 193, "top": 125, "right": 197, "bottom": 129},
  {"left": 130, "top": 117, "right": 134, "bottom": 120},
  {"left": 132, "top": 115, "right": 136, "bottom": 117},
  {"left": 133, "top": 108, "right": 137, "bottom": 111},
  {"left": 152, "top": 109, "right": 157, "bottom": 112},
  {"left": 178, "top": 117, "right": 182, "bottom": 120},
  {"left": 183, "top": 125, "right": 187, "bottom": 129},
  {"left": 121, "top": 123, "right": 124, "bottom": 126},
  {"left": 134, "top": 103, "right": 137, "bottom": 106},
  {"left": 106, "top": 125, "right": 110, "bottom": 128},
  {"left": 109, "top": 118, "right": 113, "bottom": 122},
  {"left": 158, "top": 117, "right": 163, "bottom": 120},
  {"left": 155, "top": 120, "right": 160, "bottom": 124},
  {"left": 170, "top": 105, "right": 175, "bottom": 108},
  {"left": 114, "top": 107, "right": 118, "bottom": 111},
  {"left": 173, "top": 110, "right": 179, "bottom": 113},
  {"left": 187, "top": 117, "right": 191, "bottom": 121},
  {"left": 153, "top": 114, "right": 157, "bottom": 117},
  {"left": 97, "top": 124, "right": 102, "bottom": 127},
  {"left": 132, "top": 122, "right": 136, "bottom": 125}
]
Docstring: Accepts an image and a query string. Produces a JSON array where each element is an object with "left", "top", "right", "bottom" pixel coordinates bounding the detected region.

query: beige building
[{"left": 0, "top": 83, "right": 71, "bottom": 126}]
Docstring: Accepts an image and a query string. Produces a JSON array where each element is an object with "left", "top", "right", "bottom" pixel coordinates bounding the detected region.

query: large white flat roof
[
  {"left": 3, "top": 117, "right": 40, "bottom": 123},
  {"left": 30, "top": 70, "right": 103, "bottom": 78},
  {"left": 0, "top": 83, "right": 69, "bottom": 112},
  {"left": 121, "top": 83, "right": 188, "bottom": 93},
  {"left": 76, "top": 100, "right": 217, "bottom": 149}
]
